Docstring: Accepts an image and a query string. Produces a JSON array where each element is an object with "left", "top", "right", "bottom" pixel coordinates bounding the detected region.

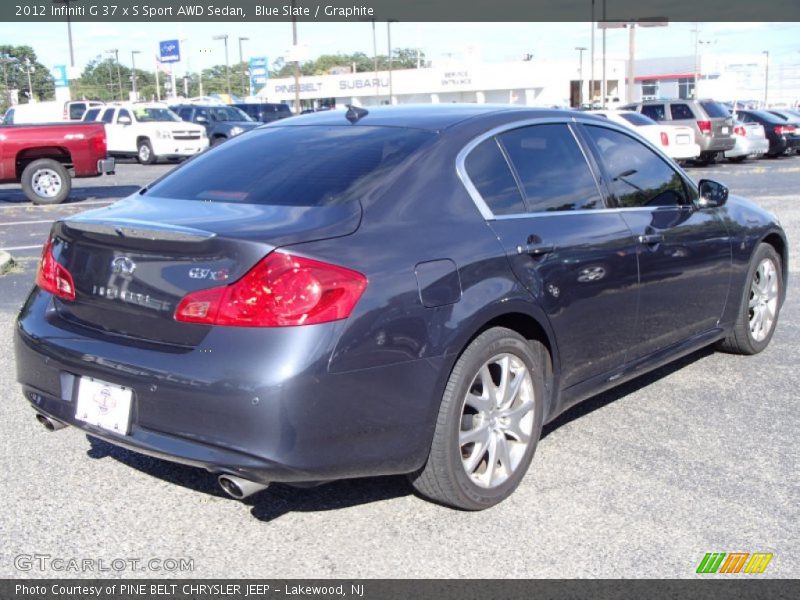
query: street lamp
[
  {"left": 213, "top": 34, "right": 231, "bottom": 96},
  {"left": 387, "top": 19, "right": 398, "bottom": 104},
  {"left": 762, "top": 50, "right": 770, "bottom": 108},
  {"left": 238, "top": 36, "right": 249, "bottom": 97},
  {"left": 130, "top": 50, "right": 141, "bottom": 99},
  {"left": 575, "top": 47, "right": 587, "bottom": 107},
  {"left": 51, "top": 0, "right": 76, "bottom": 68}
]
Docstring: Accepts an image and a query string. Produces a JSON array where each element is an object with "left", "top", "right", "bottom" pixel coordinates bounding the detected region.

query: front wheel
[
  {"left": 718, "top": 243, "right": 783, "bottom": 355},
  {"left": 21, "top": 159, "right": 71, "bottom": 205},
  {"left": 137, "top": 139, "right": 157, "bottom": 164},
  {"left": 409, "top": 327, "right": 546, "bottom": 510}
]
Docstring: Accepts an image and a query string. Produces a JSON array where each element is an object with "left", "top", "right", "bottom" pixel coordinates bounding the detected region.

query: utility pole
[
  {"left": 590, "top": 0, "right": 595, "bottom": 104},
  {"left": 387, "top": 20, "right": 397, "bottom": 104},
  {"left": 51, "top": 0, "right": 76, "bottom": 68},
  {"left": 601, "top": 0, "right": 607, "bottom": 107},
  {"left": 627, "top": 24, "right": 635, "bottom": 104},
  {"left": 372, "top": 18, "right": 379, "bottom": 102},
  {"left": 762, "top": 50, "right": 770, "bottom": 108},
  {"left": 131, "top": 50, "right": 140, "bottom": 99},
  {"left": 24, "top": 58, "right": 34, "bottom": 102},
  {"left": 576, "top": 47, "right": 586, "bottom": 107},
  {"left": 213, "top": 34, "right": 231, "bottom": 96},
  {"left": 291, "top": 0, "right": 300, "bottom": 113},
  {"left": 238, "top": 37, "right": 249, "bottom": 97}
]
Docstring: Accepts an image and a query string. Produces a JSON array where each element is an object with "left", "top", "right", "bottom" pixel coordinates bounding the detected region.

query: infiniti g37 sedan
[{"left": 15, "top": 105, "right": 787, "bottom": 510}]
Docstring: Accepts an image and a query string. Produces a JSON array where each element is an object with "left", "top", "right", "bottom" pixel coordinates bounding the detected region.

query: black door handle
[{"left": 638, "top": 233, "right": 664, "bottom": 245}]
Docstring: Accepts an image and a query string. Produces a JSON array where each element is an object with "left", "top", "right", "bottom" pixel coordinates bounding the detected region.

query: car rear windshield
[
  {"left": 699, "top": 101, "right": 730, "bottom": 119},
  {"left": 620, "top": 112, "right": 657, "bottom": 126},
  {"left": 146, "top": 125, "right": 434, "bottom": 207}
]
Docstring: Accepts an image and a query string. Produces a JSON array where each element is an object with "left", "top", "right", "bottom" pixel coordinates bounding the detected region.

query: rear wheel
[
  {"left": 137, "top": 139, "right": 156, "bottom": 164},
  {"left": 410, "top": 327, "right": 545, "bottom": 510},
  {"left": 21, "top": 159, "right": 71, "bottom": 205},
  {"left": 727, "top": 155, "right": 747, "bottom": 163},
  {"left": 718, "top": 243, "right": 783, "bottom": 355}
]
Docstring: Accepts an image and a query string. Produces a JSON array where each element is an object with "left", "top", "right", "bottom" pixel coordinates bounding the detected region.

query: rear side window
[
  {"left": 584, "top": 125, "right": 688, "bottom": 208},
  {"left": 84, "top": 108, "right": 101, "bottom": 121},
  {"left": 146, "top": 126, "right": 434, "bottom": 207},
  {"left": 670, "top": 104, "right": 695, "bottom": 120},
  {"left": 641, "top": 105, "right": 666, "bottom": 121},
  {"left": 464, "top": 138, "right": 526, "bottom": 215},
  {"left": 68, "top": 103, "right": 86, "bottom": 120},
  {"left": 699, "top": 101, "right": 730, "bottom": 119},
  {"left": 498, "top": 124, "right": 602, "bottom": 212},
  {"left": 101, "top": 109, "right": 115, "bottom": 124}
]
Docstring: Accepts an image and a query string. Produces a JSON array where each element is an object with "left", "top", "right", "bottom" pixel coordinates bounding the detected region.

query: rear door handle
[
  {"left": 638, "top": 234, "right": 664, "bottom": 245},
  {"left": 524, "top": 244, "right": 555, "bottom": 256}
]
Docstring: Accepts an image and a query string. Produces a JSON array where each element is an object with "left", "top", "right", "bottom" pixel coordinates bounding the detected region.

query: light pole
[
  {"left": 590, "top": 0, "right": 595, "bottom": 104},
  {"left": 130, "top": 50, "right": 141, "bottom": 99},
  {"left": 762, "top": 50, "right": 770, "bottom": 108},
  {"left": 387, "top": 19, "right": 397, "bottom": 104},
  {"left": 213, "top": 34, "right": 231, "bottom": 96},
  {"left": 238, "top": 36, "right": 249, "bottom": 97},
  {"left": 24, "top": 58, "right": 34, "bottom": 102},
  {"left": 107, "top": 49, "right": 122, "bottom": 100},
  {"left": 51, "top": 0, "right": 76, "bottom": 68},
  {"left": 576, "top": 47, "right": 586, "bottom": 107},
  {"left": 372, "top": 19, "right": 379, "bottom": 102},
  {"left": 291, "top": 0, "right": 300, "bottom": 113}
]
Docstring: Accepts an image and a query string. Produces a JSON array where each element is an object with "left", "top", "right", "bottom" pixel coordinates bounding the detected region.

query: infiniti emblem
[{"left": 111, "top": 256, "right": 136, "bottom": 275}]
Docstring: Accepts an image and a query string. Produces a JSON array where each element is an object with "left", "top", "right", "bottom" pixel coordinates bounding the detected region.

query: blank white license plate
[
  {"left": 75, "top": 377, "right": 132, "bottom": 435},
  {"left": 721, "top": 127, "right": 729, "bottom": 134},
  {"left": 677, "top": 134, "right": 690, "bottom": 144}
]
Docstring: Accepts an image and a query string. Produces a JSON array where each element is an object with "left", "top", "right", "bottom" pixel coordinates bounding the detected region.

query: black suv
[
  {"left": 232, "top": 102, "right": 293, "bottom": 124},
  {"left": 170, "top": 104, "right": 259, "bottom": 146}
]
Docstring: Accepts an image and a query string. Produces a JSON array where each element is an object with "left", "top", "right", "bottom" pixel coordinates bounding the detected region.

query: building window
[
  {"left": 641, "top": 79, "right": 658, "bottom": 99},
  {"left": 678, "top": 77, "right": 696, "bottom": 99}
]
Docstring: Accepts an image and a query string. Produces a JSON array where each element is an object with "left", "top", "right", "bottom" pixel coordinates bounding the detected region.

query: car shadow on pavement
[
  {"left": 0, "top": 185, "right": 141, "bottom": 204},
  {"left": 541, "top": 346, "right": 714, "bottom": 440},
  {"left": 83, "top": 346, "right": 715, "bottom": 520},
  {"left": 84, "top": 435, "right": 412, "bottom": 521}
]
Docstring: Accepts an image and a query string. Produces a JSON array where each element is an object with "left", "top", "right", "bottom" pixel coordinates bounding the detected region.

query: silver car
[{"left": 725, "top": 120, "right": 769, "bottom": 162}]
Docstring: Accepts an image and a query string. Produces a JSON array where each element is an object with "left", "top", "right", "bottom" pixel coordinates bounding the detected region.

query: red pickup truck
[{"left": 0, "top": 122, "right": 115, "bottom": 205}]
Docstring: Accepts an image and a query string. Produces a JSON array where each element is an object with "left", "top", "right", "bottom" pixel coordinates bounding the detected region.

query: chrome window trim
[{"left": 456, "top": 115, "right": 698, "bottom": 221}]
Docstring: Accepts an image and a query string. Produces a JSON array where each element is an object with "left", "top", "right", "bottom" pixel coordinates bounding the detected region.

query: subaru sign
[
  {"left": 159, "top": 39, "right": 180, "bottom": 63},
  {"left": 249, "top": 56, "right": 269, "bottom": 95}
]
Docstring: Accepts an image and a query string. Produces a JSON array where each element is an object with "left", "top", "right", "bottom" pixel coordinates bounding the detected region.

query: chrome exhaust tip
[
  {"left": 217, "top": 474, "right": 269, "bottom": 500},
  {"left": 36, "top": 413, "right": 67, "bottom": 432}
]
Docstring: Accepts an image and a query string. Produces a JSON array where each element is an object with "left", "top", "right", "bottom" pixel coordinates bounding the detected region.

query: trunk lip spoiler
[{"left": 60, "top": 217, "right": 217, "bottom": 242}]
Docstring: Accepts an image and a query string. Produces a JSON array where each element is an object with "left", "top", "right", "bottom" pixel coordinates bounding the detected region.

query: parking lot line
[
  {"left": 2, "top": 244, "right": 43, "bottom": 251},
  {"left": 0, "top": 220, "right": 55, "bottom": 227},
  {"left": 0, "top": 199, "right": 114, "bottom": 212}
]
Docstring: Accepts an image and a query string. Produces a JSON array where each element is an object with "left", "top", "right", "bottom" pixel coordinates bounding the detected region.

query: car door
[
  {"left": 461, "top": 121, "right": 640, "bottom": 390},
  {"left": 580, "top": 123, "right": 732, "bottom": 358},
  {"left": 115, "top": 108, "right": 138, "bottom": 152},
  {"left": 100, "top": 108, "right": 122, "bottom": 152}
]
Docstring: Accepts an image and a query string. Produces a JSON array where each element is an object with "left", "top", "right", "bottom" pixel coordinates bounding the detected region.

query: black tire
[
  {"left": 718, "top": 243, "right": 783, "bottom": 355},
  {"left": 137, "top": 139, "right": 157, "bottom": 164},
  {"left": 211, "top": 136, "right": 227, "bottom": 147},
  {"left": 20, "top": 159, "right": 71, "bottom": 205},
  {"left": 409, "top": 327, "right": 546, "bottom": 510},
  {"left": 727, "top": 155, "right": 747, "bottom": 163}
]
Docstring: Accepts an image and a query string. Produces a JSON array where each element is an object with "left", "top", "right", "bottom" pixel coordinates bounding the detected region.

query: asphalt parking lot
[{"left": 0, "top": 156, "right": 797, "bottom": 578}]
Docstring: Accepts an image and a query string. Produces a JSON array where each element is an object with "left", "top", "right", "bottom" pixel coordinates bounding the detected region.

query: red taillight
[
  {"left": 734, "top": 125, "right": 746, "bottom": 136},
  {"left": 92, "top": 131, "right": 107, "bottom": 156},
  {"left": 775, "top": 125, "right": 796, "bottom": 135},
  {"left": 660, "top": 131, "right": 669, "bottom": 146},
  {"left": 35, "top": 237, "right": 76, "bottom": 301},
  {"left": 175, "top": 252, "right": 368, "bottom": 327},
  {"left": 697, "top": 120, "right": 712, "bottom": 135}
]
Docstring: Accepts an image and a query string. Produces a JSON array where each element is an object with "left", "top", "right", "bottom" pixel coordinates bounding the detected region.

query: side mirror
[
  {"left": 117, "top": 116, "right": 132, "bottom": 125},
  {"left": 195, "top": 116, "right": 208, "bottom": 124},
  {"left": 697, "top": 179, "right": 729, "bottom": 208}
]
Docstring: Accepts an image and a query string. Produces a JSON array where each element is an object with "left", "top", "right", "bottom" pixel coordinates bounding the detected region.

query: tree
[
  {"left": 0, "top": 45, "right": 54, "bottom": 111},
  {"left": 268, "top": 48, "right": 426, "bottom": 79}
]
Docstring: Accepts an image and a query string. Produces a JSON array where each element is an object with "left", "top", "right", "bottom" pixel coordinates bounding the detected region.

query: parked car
[
  {"left": 170, "top": 103, "right": 259, "bottom": 146},
  {"left": 232, "top": 102, "right": 293, "bottom": 124},
  {"left": 589, "top": 109, "right": 700, "bottom": 161},
  {"left": 3, "top": 101, "right": 105, "bottom": 125},
  {"left": 16, "top": 106, "right": 787, "bottom": 510},
  {"left": 622, "top": 99, "right": 735, "bottom": 163},
  {"left": 734, "top": 110, "right": 800, "bottom": 158},
  {"left": 0, "top": 121, "right": 114, "bottom": 204},
  {"left": 724, "top": 119, "right": 770, "bottom": 162},
  {"left": 64, "top": 100, "right": 104, "bottom": 121},
  {"left": 83, "top": 103, "right": 208, "bottom": 164}
]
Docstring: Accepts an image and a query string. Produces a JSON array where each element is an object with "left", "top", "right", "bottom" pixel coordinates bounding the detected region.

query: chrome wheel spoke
[
  {"left": 748, "top": 258, "right": 780, "bottom": 342},
  {"left": 495, "top": 433, "right": 512, "bottom": 477},
  {"left": 484, "top": 433, "right": 498, "bottom": 485},
  {"left": 501, "top": 400, "right": 534, "bottom": 443},
  {"left": 501, "top": 370, "right": 526, "bottom": 410},
  {"left": 459, "top": 423, "right": 489, "bottom": 447},
  {"left": 465, "top": 391, "right": 491, "bottom": 413}
]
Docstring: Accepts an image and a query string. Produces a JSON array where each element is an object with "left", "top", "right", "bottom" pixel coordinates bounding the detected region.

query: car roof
[{"left": 274, "top": 104, "right": 588, "bottom": 131}]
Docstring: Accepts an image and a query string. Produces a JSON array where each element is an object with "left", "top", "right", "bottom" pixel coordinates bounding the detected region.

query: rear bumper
[
  {"left": 699, "top": 136, "right": 736, "bottom": 153},
  {"left": 15, "top": 290, "right": 441, "bottom": 484},
  {"left": 97, "top": 157, "right": 115, "bottom": 175},
  {"left": 666, "top": 142, "right": 701, "bottom": 161},
  {"left": 724, "top": 137, "right": 770, "bottom": 158}
]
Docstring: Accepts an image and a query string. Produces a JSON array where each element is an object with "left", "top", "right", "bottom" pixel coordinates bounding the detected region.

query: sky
[{"left": 3, "top": 21, "right": 799, "bottom": 76}]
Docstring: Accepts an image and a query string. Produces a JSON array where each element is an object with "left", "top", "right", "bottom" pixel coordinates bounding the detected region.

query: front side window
[
  {"left": 464, "top": 138, "right": 526, "bottom": 216},
  {"left": 84, "top": 108, "right": 101, "bottom": 121},
  {"left": 117, "top": 109, "right": 131, "bottom": 123},
  {"left": 498, "top": 124, "right": 602, "bottom": 212},
  {"left": 584, "top": 125, "right": 688, "bottom": 208}
]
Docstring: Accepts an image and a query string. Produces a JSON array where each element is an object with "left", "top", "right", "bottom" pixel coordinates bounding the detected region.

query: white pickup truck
[{"left": 83, "top": 103, "right": 208, "bottom": 164}]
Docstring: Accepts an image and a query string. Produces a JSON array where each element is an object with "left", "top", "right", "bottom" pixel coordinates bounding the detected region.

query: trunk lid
[{"left": 51, "top": 194, "right": 361, "bottom": 346}]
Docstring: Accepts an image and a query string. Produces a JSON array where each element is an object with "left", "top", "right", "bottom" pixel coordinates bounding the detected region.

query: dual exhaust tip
[{"left": 35, "top": 414, "right": 267, "bottom": 501}]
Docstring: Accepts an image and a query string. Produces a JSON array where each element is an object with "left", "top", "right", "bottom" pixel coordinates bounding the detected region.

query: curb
[{"left": 0, "top": 250, "right": 13, "bottom": 275}]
